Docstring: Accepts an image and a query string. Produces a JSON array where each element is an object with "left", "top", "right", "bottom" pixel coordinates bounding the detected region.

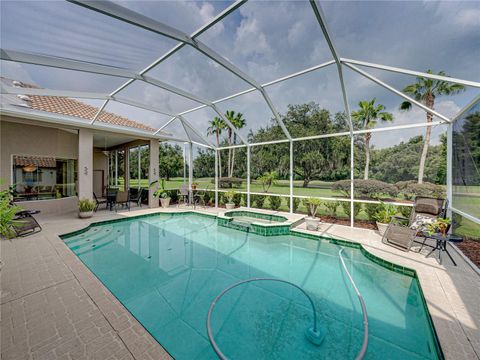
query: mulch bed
[{"left": 455, "top": 237, "right": 480, "bottom": 268}]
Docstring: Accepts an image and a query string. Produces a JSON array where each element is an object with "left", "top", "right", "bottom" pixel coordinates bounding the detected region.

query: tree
[
  {"left": 207, "top": 117, "right": 226, "bottom": 178},
  {"left": 193, "top": 149, "right": 215, "bottom": 178},
  {"left": 400, "top": 70, "right": 465, "bottom": 184},
  {"left": 158, "top": 143, "right": 183, "bottom": 180},
  {"left": 228, "top": 112, "right": 246, "bottom": 177},
  {"left": 351, "top": 99, "right": 393, "bottom": 180},
  {"left": 249, "top": 103, "right": 350, "bottom": 187}
]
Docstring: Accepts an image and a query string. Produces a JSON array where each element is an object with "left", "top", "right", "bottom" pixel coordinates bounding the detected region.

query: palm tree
[
  {"left": 207, "top": 117, "right": 225, "bottom": 177},
  {"left": 400, "top": 70, "right": 465, "bottom": 184},
  {"left": 229, "top": 112, "right": 246, "bottom": 177},
  {"left": 224, "top": 110, "right": 236, "bottom": 177},
  {"left": 351, "top": 98, "right": 393, "bottom": 179}
]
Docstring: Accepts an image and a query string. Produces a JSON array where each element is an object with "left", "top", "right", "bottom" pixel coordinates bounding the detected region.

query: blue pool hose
[
  {"left": 206, "top": 277, "right": 325, "bottom": 360},
  {"left": 206, "top": 249, "right": 369, "bottom": 360}
]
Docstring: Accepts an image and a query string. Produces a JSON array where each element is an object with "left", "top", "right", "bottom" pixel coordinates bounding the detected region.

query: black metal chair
[
  {"left": 93, "top": 192, "right": 108, "bottom": 212},
  {"left": 129, "top": 188, "right": 144, "bottom": 208}
]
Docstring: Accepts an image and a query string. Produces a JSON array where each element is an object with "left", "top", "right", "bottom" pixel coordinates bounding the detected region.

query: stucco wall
[
  {"left": 0, "top": 117, "right": 78, "bottom": 186},
  {"left": 1, "top": 117, "right": 79, "bottom": 214}
]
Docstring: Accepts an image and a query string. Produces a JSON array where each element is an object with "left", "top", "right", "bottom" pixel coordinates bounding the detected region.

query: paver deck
[{"left": 1, "top": 205, "right": 479, "bottom": 360}]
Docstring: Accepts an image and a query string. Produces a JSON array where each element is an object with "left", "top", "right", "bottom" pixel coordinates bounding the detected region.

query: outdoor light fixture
[{"left": 22, "top": 165, "right": 37, "bottom": 172}]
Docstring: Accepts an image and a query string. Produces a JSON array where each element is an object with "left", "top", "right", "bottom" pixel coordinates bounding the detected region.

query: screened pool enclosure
[{"left": 1, "top": 0, "right": 479, "bottom": 228}]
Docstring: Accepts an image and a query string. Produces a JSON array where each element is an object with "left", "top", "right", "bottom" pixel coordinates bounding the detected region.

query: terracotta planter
[
  {"left": 79, "top": 211, "right": 93, "bottom": 219},
  {"left": 160, "top": 197, "right": 171, "bottom": 208},
  {"left": 376, "top": 222, "right": 388, "bottom": 236},
  {"left": 225, "top": 203, "right": 235, "bottom": 210},
  {"left": 305, "top": 217, "right": 320, "bottom": 231}
]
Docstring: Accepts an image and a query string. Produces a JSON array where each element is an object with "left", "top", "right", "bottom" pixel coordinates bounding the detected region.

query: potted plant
[
  {"left": 224, "top": 190, "right": 237, "bottom": 210},
  {"left": 304, "top": 198, "right": 322, "bottom": 230},
  {"left": 373, "top": 202, "right": 397, "bottom": 235},
  {"left": 426, "top": 217, "right": 451, "bottom": 237},
  {"left": 151, "top": 179, "right": 170, "bottom": 208},
  {"left": 192, "top": 182, "right": 198, "bottom": 190},
  {"left": 78, "top": 198, "right": 96, "bottom": 218}
]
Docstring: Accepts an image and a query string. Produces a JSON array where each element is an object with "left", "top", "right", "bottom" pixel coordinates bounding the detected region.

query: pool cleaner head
[{"left": 305, "top": 326, "right": 326, "bottom": 346}]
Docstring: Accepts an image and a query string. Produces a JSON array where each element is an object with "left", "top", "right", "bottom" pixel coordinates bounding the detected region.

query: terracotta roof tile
[
  {"left": 3, "top": 78, "right": 157, "bottom": 133},
  {"left": 14, "top": 155, "right": 56, "bottom": 168}
]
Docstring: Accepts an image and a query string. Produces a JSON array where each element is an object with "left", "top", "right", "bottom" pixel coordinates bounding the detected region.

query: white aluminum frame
[{"left": 1, "top": 0, "right": 478, "bottom": 227}]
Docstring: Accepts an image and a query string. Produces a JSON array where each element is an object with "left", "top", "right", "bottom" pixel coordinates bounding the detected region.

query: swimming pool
[{"left": 62, "top": 212, "right": 441, "bottom": 360}]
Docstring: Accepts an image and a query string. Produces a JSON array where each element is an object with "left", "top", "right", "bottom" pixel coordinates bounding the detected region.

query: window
[{"left": 12, "top": 155, "right": 77, "bottom": 201}]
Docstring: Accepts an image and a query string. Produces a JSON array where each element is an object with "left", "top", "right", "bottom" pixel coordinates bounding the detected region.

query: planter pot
[
  {"left": 192, "top": 185, "right": 197, "bottom": 190},
  {"left": 305, "top": 217, "right": 320, "bottom": 231},
  {"left": 79, "top": 211, "right": 93, "bottom": 219},
  {"left": 225, "top": 203, "right": 235, "bottom": 210},
  {"left": 160, "top": 197, "right": 171, "bottom": 208},
  {"left": 376, "top": 222, "right": 388, "bottom": 236}
]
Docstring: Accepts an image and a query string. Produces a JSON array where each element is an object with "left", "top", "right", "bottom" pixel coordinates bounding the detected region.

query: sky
[{"left": 1, "top": 0, "right": 479, "bottom": 149}]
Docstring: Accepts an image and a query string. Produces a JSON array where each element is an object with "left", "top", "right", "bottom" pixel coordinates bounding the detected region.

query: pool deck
[{"left": 1, "top": 205, "right": 479, "bottom": 360}]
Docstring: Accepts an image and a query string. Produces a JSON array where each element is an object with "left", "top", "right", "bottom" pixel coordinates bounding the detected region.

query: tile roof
[
  {"left": 14, "top": 155, "right": 57, "bottom": 168},
  {"left": 1, "top": 78, "right": 157, "bottom": 133}
]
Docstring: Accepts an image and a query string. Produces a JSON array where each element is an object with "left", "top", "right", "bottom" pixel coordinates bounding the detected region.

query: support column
[
  {"left": 215, "top": 149, "right": 219, "bottom": 208},
  {"left": 247, "top": 145, "right": 251, "bottom": 208},
  {"left": 289, "top": 141, "right": 293, "bottom": 213},
  {"left": 124, "top": 146, "right": 129, "bottom": 193},
  {"left": 138, "top": 145, "right": 141, "bottom": 190},
  {"left": 115, "top": 151, "right": 118, "bottom": 186},
  {"left": 183, "top": 143, "right": 187, "bottom": 185},
  {"left": 446, "top": 123, "right": 453, "bottom": 217},
  {"left": 149, "top": 139, "right": 159, "bottom": 208},
  {"left": 78, "top": 128, "right": 93, "bottom": 200},
  {"left": 188, "top": 142, "right": 193, "bottom": 204},
  {"left": 350, "top": 135, "right": 355, "bottom": 227}
]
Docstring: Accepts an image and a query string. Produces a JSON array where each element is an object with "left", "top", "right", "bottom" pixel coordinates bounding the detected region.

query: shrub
[
  {"left": 252, "top": 194, "right": 266, "bottom": 209},
  {"left": 323, "top": 201, "right": 339, "bottom": 216},
  {"left": 340, "top": 201, "right": 362, "bottom": 218},
  {"left": 214, "top": 177, "right": 243, "bottom": 188},
  {"left": 0, "top": 187, "right": 20, "bottom": 238},
  {"left": 304, "top": 198, "right": 322, "bottom": 217},
  {"left": 398, "top": 205, "right": 412, "bottom": 218},
  {"left": 269, "top": 195, "right": 282, "bottom": 210},
  {"left": 332, "top": 179, "right": 398, "bottom": 199},
  {"left": 292, "top": 197, "right": 301, "bottom": 213},
  {"left": 373, "top": 202, "right": 397, "bottom": 223},
  {"left": 224, "top": 190, "right": 236, "bottom": 204},
  {"left": 167, "top": 190, "right": 179, "bottom": 204},
  {"left": 233, "top": 193, "right": 242, "bottom": 207},
  {"left": 78, "top": 198, "right": 96, "bottom": 212},
  {"left": 395, "top": 181, "right": 445, "bottom": 200},
  {"left": 241, "top": 193, "right": 247, "bottom": 206},
  {"left": 364, "top": 203, "right": 379, "bottom": 221}
]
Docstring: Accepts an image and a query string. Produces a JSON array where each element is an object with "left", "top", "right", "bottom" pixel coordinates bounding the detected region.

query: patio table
[{"left": 421, "top": 232, "right": 463, "bottom": 266}]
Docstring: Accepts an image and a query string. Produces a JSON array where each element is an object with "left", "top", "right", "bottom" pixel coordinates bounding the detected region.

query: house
[{"left": 0, "top": 77, "right": 165, "bottom": 213}]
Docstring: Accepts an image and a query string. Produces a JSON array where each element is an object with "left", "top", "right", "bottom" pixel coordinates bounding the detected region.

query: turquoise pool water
[{"left": 63, "top": 213, "right": 441, "bottom": 360}]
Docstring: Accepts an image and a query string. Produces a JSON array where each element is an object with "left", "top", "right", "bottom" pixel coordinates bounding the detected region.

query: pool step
[{"left": 228, "top": 220, "right": 252, "bottom": 232}]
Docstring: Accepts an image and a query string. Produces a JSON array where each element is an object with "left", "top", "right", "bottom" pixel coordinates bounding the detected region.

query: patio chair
[
  {"left": 382, "top": 197, "right": 447, "bottom": 252},
  {"left": 12, "top": 209, "right": 42, "bottom": 237},
  {"left": 178, "top": 184, "right": 189, "bottom": 207},
  {"left": 115, "top": 190, "right": 130, "bottom": 211},
  {"left": 194, "top": 186, "right": 209, "bottom": 209},
  {"left": 93, "top": 192, "right": 108, "bottom": 212},
  {"left": 129, "top": 188, "right": 144, "bottom": 208}
]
